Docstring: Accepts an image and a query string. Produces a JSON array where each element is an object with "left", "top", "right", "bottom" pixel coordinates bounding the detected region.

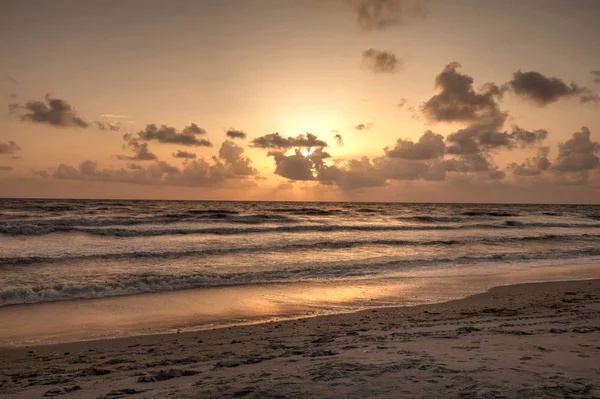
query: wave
[
  {"left": 2, "top": 233, "right": 599, "bottom": 266},
  {"left": 269, "top": 207, "right": 346, "bottom": 216},
  {"left": 461, "top": 211, "right": 518, "bottom": 217},
  {"left": 355, "top": 208, "right": 382, "bottom": 213},
  {"left": 185, "top": 209, "right": 239, "bottom": 215},
  {"left": 0, "top": 213, "right": 299, "bottom": 234},
  {"left": 397, "top": 216, "right": 463, "bottom": 223},
  {"left": 3, "top": 247, "right": 600, "bottom": 306},
  {"left": 3, "top": 220, "right": 600, "bottom": 237}
]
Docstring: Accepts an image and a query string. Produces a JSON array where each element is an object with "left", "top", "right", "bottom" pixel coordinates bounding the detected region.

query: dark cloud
[
  {"left": 0, "top": 141, "right": 21, "bottom": 155},
  {"left": 509, "top": 126, "right": 549, "bottom": 146},
  {"left": 378, "top": 157, "right": 444, "bottom": 181},
  {"left": 250, "top": 132, "right": 327, "bottom": 149},
  {"left": 225, "top": 129, "right": 248, "bottom": 140},
  {"left": 335, "top": 134, "right": 344, "bottom": 147},
  {"left": 445, "top": 125, "right": 547, "bottom": 155},
  {"left": 354, "top": 123, "right": 373, "bottom": 131},
  {"left": 0, "top": 166, "right": 13, "bottom": 171},
  {"left": 421, "top": 62, "right": 512, "bottom": 159},
  {"left": 317, "top": 156, "right": 448, "bottom": 189},
  {"left": 348, "top": 0, "right": 429, "bottom": 31},
  {"left": 592, "top": 71, "right": 600, "bottom": 84},
  {"left": 116, "top": 141, "right": 158, "bottom": 161},
  {"left": 362, "top": 49, "right": 401, "bottom": 73},
  {"left": 553, "top": 127, "right": 600, "bottom": 173},
  {"left": 422, "top": 62, "right": 505, "bottom": 125},
  {"left": 135, "top": 123, "right": 212, "bottom": 146},
  {"left": 443, "top": 153, "right": 491, "bottom": 173},
  {"left": 443, "top": 154, "right": 505, "bottom": 180},
  {"left": 93, "top": 121, "right": 120, "bottom": 131},
  {"left": 264, "top": 143, "right": 449, "bottom": 189},
  {"left": 269, "top": 150, "right": 316, "bottom": 181},
  {"left": 317, "top": 158, "right": 387, "bottom": 189},
  {"left": 397, "top": 98, "right": 408, "bottom": 108},
  {"left": 385, "top": 130, "right": 445, "bottom": 160},
  {"left": 507, "top": 71, "right": 598, "bottom": 106},
  {"left": 8, "top": 93, "right": 18, "bottom": 100},
  {"left": 216, "top": 140, "right": 258, "bottom": 177},
  {"left": 13, "top": 94, "right": 89, "bottom": 128},
  {"left": 509, "top": 147, "right": 551, "bottom": 176},
  {"left": 47, "top": 141, "right": 258, "bottom": 188},
  {"left": 580, "top": 92, "right": 600, "bottom": 104},
  {"left": 172, "top": 150, "right": 197, "bottom": 159}
]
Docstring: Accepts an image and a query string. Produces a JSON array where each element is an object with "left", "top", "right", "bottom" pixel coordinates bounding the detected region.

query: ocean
[{"left": 1, "top": 199, "right": 600, "bottom": 309}]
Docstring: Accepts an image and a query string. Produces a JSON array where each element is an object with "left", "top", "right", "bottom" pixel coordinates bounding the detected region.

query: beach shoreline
[
  {"left": 1, "top": 277, "right": 599, "bottom": 398},
  {"left": 2, "top": 260, "right": 600, "bottom": 347}
]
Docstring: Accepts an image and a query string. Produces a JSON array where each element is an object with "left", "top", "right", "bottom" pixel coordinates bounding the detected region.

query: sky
[{"left": 1, "top": 0, "right": 600, "bottom": 203}]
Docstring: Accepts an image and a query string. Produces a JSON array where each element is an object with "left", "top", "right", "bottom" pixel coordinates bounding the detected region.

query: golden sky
[{"left": 1, "top": 0, "right": 600, "bottom": 202}]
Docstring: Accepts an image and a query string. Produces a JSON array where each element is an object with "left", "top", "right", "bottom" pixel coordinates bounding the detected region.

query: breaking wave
[
  {"left": 3, "top": 221, "right": 600, "bottom": 237},
  {"left": 2, "top": 247, "right": 600, "bottom": 306}
]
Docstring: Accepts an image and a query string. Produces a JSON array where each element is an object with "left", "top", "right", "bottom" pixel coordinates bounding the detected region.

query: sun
[{"left": 300, "top": 148, "right": 314, "bottom": 157}]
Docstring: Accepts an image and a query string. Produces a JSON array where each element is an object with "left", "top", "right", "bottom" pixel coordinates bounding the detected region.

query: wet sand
[{"left": 1, "top": 277, "right": 599, "bottom": 398}]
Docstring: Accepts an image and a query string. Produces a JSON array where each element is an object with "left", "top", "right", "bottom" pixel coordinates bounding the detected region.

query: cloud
[
  {"left": 553, "top": 127, "right": 599, "bottom": 173},
  {"left": 445, "top": 125, "right": 547, "bottom": 155},
  {"left": 385, "top": 130, "right": 445, "bottom": 160},
  {"left": 421, "top": 63, "right": 550, "bottom": 157},
  {"left": 250, "top": 132, "right": 327, "bottom": 149},
  {"left": 134, "top": 123, "right": 212, "bottom": 146},
  {"left": 397, "top": 98, "right": 408, "bottom": 108},
  {"left": 217, "top": 140, "right": 258, "bottom": 177},
  {"left": 93, "top": 121, "right": 120, "bottom": 131},
  {"left": 116, "top": 141, "right": 158, "bottom": 161},
  {"left": 580, "top": 92, "right": 600, "bottom": 104},
  {"left": 269, "top": 149, "right": 316, "bottom": 181},
  {"left": 47, "top": 141, "right": 258, "bottom": 188},
  {"left": 378, "top": 156, "right": 445, "bottom": 181},
  {"left": 334, "top": 134, "right": 344, "bottom": 147},
  {"left": 0, "top": 166, "right": 13, "bottom": 171},
  {"left": 348, "top": 0, "right": 429, "bottom": 31},
  {"left": 442, "top": 153, "right": 504, "bottom": 180},
  {"left": 507, "top": 71, "right": 598, "bottom": 106},
  {"left": 0, "top": 141, "right": 21, "bottom": 155},
  {"left": 509, "top": 147, "right": 551, "bottom": 176},
  {"left": 225, "top": 129, "right": 248, "bottom": 140},
  {"left": 5, "top": 76, "right": 19, "bottom": 84},
  {"left": 172, "top": 150, "right": 197, "bottom": 159},
  {"left": 317, "top": 155, "right": 449, "bottom": 189},
  {"left": 422, "top": 62, "right": 505, "bottom": 126},
  {"left": 354, "top": 123, "right": 373, "bottom": 131},
  {"left": 317, "top": 158, "right": 387, "bottom": 189},
  {"left": 362, "top": 49, "right": 401, "bottom": 73},
  {"left": 592, "top": 71, "right": 600, "bottom": 84},
  {"left": 263, "top": 141, "right": 450, "bottom": 189},
  {"left": 13, "top": 94, "right": 89, "bottom": 128}
]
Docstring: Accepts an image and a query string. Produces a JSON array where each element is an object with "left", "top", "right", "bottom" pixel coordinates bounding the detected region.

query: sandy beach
[{"left": 1, "top": 278, "right": 599, "bottom": 398}]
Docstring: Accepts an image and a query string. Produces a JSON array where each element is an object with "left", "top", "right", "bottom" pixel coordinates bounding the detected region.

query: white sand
[{"left": 1, "top": 278, "right": 599, "bottom": 398}]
